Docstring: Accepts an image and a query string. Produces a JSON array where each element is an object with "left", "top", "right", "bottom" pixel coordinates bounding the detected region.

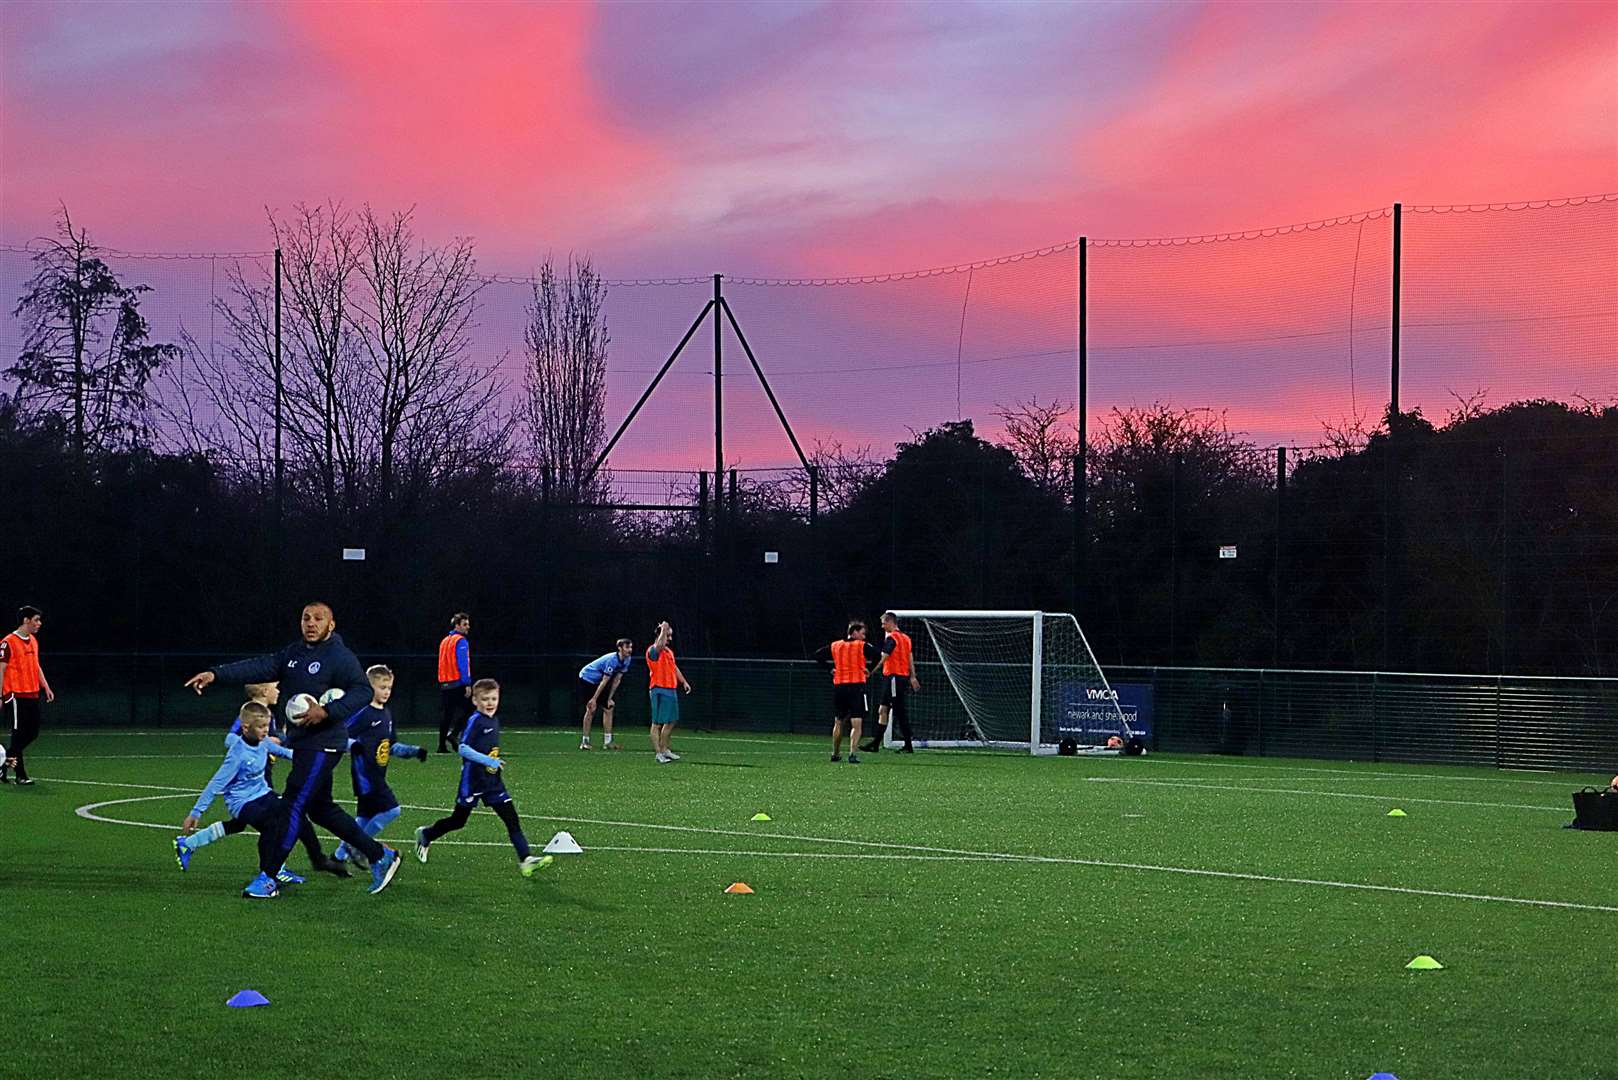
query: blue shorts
[{"left": 356, "top": 783, "right": 399, "bottom": 818}]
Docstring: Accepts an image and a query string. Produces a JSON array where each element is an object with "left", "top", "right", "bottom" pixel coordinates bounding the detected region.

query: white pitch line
[
  {"left": 1134, "top": 757, "right": 1600, "bottom": 788},
  {"left": 1088, "top": 777, "right": 1566, "bottom": 812},
  {"left": 42, "top": 776, "right": 197, "bottom": 793},
  {"left": 68, "top": 793, "right": 1618, "bottom": 914}
]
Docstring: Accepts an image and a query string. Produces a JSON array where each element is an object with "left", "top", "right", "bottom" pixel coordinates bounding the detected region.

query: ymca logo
[
  {"left": 307, "top": 661, "right": 322, "bottom": 675},
  {"left": 1086, "top": 688, "right": 1119, "bottom": 701}
]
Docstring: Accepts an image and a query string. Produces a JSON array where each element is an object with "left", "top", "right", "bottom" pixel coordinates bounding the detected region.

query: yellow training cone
[
  {"left": 1405, "top": 955, "right": 1443, "bottom": 971},
  {"left": 1386, "top": 809, "right": 1407, "bottom": 817},
  {"left": 724, "top": 882, "right": 755, "bottom": 895},
  {"left": 751, "top": 813, "right": 772, "bottom": 822}
]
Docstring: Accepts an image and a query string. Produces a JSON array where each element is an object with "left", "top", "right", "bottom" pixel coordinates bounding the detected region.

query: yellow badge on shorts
[{"left": 376, "top": 739, "right": 391, "bottom": 767}]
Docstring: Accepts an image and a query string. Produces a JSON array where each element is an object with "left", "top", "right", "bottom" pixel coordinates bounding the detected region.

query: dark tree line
[{"left": 4, "top": 211, "right": 1615, "bottom": 676}]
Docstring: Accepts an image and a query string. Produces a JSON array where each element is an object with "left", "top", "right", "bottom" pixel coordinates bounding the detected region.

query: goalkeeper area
[
  {"left": 891, "top": 610, "right": 1134, "bottom": 753},
  {"left": 8, "top": 728, "right": 1616, "bottom": 1080}
]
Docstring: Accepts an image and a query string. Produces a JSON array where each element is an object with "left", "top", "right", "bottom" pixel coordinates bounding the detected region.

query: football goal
[{"left": 885, "top": 610, "right": 1133, "bottom": 755}]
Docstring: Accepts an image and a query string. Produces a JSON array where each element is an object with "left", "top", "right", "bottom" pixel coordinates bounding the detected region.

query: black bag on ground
[{"left": 1568, "top": 787, "right": 1618, "bottom": 831}]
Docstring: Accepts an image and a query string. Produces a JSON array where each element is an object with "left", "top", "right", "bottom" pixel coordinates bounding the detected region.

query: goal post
[{"left": 886, "top": 610, "right": 1132, "bottom": 755}]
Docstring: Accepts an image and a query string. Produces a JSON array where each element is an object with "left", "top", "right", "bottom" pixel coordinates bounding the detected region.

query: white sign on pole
[
  {"left": 1218, "top": 545, "right": 1237, "bottom": 560},
  {"left": 342, "top": 548, "right": 367, "bottom": 561},
  {"left": 764, "top": 551, "right": 780, "bottom": 564}
]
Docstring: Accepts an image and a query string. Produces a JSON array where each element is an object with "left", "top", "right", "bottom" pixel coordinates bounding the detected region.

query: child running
[
  {"left": 175, "top": 701, "right": 300, "bottom": 898},
  {"left": 331, "top": 664, "right": 428, "bottom": 872},
  {"left": 414, "top": 678, "right": 551, "bottom": 877}
]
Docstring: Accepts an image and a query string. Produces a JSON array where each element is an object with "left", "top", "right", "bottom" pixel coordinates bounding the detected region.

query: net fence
[{"left": 0, "top": 194, "right": 1613, "bottom": 676}]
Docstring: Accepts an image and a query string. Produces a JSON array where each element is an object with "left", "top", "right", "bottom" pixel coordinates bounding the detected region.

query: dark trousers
[
  {"left": 227, "top": 806, "right": 322, "bottom": 864},
  {"left": 5, "top": 694, "right": 41, "bottom": 773},
  {"left": 422, "top": 799, "right": 530, "bottom": 859},
  {"left": 235, "top": 793, "right": 290, "bottom": 877},
  {"left": 886, "top": 680, "right": 912, "bottom": 748},
  {"left": 277, "top": 748, "right": 386, "bottom": 865},
  {"left": 439, "top": 686, "right": 470, "bottom": 750},
  {"left": 876, "top": 678, "right": 914, "bottom": 748}
]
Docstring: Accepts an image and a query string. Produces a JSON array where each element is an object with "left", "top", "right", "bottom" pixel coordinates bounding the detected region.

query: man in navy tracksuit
[{"left": 185, "top": 602, "right": 402, "bottom": 896}]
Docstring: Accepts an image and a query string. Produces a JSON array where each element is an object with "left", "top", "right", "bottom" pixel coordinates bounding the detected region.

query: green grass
[{"left": 6, "top": 728, "right": 1617, "bottom": 1080}]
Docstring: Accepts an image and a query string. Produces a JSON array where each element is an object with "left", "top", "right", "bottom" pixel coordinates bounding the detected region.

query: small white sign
[
  {"left": 764, "top": 551, "right": 780, "bottom": 564},
  {"left": 342, "top": 548, "right": 367, "bottom": 561},
  {"left": 1218, "top": 545, "right": 1237, "bottom": 560}
]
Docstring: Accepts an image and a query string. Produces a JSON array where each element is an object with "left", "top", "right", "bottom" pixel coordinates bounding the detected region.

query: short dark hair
[
  {"left": 17, "top": 605, "right": 41, "bottom": 622},
  {"left": 882, "top": 611, "right": 898, "bottom": 624},
  {"left": 847, "top": 620, "right": 866, "bottom": 635},
  {"left": 451, "top": 612, "right": 470, "bottom": 627},
  {"left": 471, "top": 677, "right": 500, "bottom": 694},
  {"left": 303, "top": 600, "right": 334, "bottom": 616},
  {"left": 616, "top": 638, "right": 633, "bottom": 649}
]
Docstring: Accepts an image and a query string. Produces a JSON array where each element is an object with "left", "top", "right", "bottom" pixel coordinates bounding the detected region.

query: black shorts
[
  {"left": 577, "top": 678, "right": 612, "bottom": 711},
  {"left": 880, "top": 675, "right": 911, "bottom": 708},
  {"left": 832, "top": 684, "right": 868, "bottom": 721},
  {"left": 234, "top": 791, "right": 283, "bottom": 830}
]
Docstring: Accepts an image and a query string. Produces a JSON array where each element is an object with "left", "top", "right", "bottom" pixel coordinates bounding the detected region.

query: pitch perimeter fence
[{"left": 42, "top": 652, "right": 1618, "bottom": 773}]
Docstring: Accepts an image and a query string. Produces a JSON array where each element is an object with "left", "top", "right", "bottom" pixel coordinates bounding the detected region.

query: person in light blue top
[
  {"left": 577, "top": 638, "right": 633, "bottom": 750},
  {"left": 174, "top": 701, "right": 300, "bottom": 899}
]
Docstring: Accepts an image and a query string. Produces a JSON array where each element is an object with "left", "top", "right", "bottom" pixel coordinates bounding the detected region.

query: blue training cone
[
  {"left": 1367, "top": 1073, "right": 1401, "bottom": 1079},
  {"left": 226, "top": 989, "right": 270, "bottom": 1008}
]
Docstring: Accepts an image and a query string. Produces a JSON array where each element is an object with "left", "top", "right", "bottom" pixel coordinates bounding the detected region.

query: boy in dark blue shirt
[
  {"left": 332, "top": 664, "right": 427, "bottom": 871},
  {"left": 175, "top": 701, "right": 297, "bottom": 899},
  {"left": 414, "top": 678, "right": 551, "bottom": 877}
]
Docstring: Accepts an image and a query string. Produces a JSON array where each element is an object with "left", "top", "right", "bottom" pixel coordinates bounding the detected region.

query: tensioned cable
[{"left": 1, "top": 191, "right": 1611, "bottom": 284}]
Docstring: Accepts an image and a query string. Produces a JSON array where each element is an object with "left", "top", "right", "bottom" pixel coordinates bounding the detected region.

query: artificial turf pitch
[{"left": 5, "top": 729, "right": 1615, "bottom": 1080}]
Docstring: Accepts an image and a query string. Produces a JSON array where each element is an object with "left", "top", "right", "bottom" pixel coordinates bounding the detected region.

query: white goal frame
[{"left": 887, "top": 609, "right": 1133, "bottom": 755}]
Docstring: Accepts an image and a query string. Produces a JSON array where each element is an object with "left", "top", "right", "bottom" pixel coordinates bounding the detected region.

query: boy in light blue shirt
[{"left": 174, "top": 701, "right": 299, "bottom": 899}]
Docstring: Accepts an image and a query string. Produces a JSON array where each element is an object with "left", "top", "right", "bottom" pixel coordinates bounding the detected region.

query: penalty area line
[
  {"left": 71, "top": 794, "right": 1618, "bottom": 915},
  {"left": 1088, "top": 776, "right": 1566, "bottom": 812}
]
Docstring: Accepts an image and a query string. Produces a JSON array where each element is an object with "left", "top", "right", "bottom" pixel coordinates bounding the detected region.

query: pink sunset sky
[{"left": 2, "top": 0, "right": 1615, "bottom": 467}]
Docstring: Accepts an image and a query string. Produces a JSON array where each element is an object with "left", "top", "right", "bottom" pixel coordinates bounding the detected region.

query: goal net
[{"left": 886, "top": 610, "right": 1132, "bottom": 755}]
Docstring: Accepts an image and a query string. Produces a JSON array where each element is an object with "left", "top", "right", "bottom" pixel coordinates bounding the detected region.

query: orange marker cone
[{"left": 724, "top": 882, "right": 755, "bottom": 894}]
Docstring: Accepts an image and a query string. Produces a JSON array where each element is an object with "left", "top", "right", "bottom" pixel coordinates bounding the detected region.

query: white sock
[
  {"left": 186, "top": 821, "right": 227, "bottom": 850},
  {"left": 603, "top": 734, "right": 613, "bottom": 745}
]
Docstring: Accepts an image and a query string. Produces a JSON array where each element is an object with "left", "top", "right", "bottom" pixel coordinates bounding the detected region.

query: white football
[
  {"left": 318, "top": 688, "right": 345, "bottom": 706},
  {"left": 285, "top": 693, "right": 319, "bottom": 725}
]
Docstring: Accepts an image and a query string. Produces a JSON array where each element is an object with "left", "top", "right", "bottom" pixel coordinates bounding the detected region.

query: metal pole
[
  {"left": 1170, "top": 452, "right": 1181, "bottom": 665},
  {"left": 1275, "top": 446, "right": 1286, "bottom": 667},
  {"left": 1078, "top": 237, "right": 1087, "bottom": 461},
  {"left": 1390, "top": 203, "right": 1402, "bottom": 418},
  {"left": 1382, "top": 204, "right": 1402, "bottom": 670},
  {"left": 273, "top": 247, "right": 284, "bottom": 623},
  {"left": 713, "top": 274, "right": 724, "bottom": 504},
  {"left": 1075, "top": 236, "right": 1088, "bottom": 615}
]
